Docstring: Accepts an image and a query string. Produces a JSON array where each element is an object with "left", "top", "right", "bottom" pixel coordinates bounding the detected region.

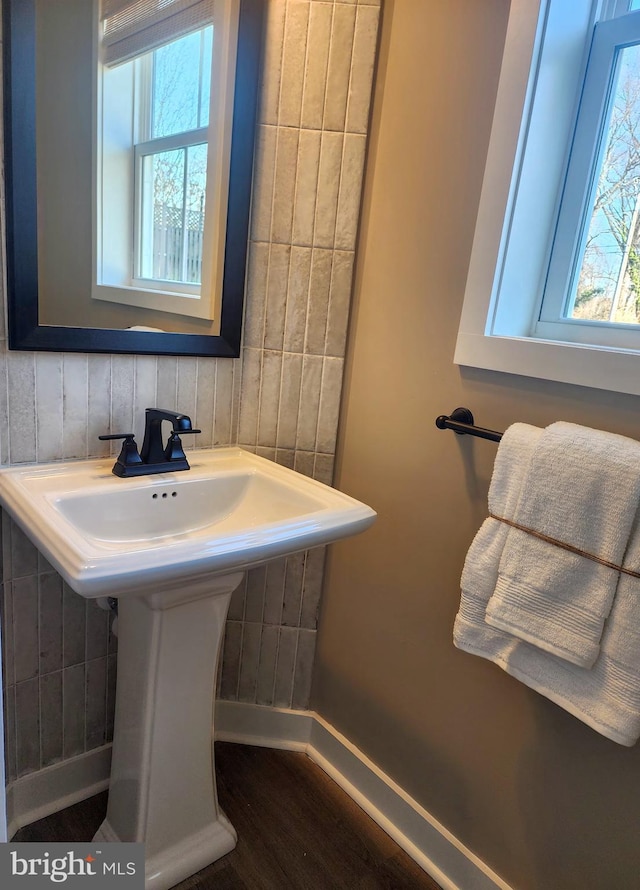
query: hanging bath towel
[
  {"left": 454, "top": 422, "right": 640, "bottom": 746},
  {"left": 484, "top": 421, "right": 640, "bottom": 668}
]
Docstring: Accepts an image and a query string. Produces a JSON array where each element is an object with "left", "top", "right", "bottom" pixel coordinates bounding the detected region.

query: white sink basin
[{"left": 0, "top": 446, "right": 376, "bottom": 597}]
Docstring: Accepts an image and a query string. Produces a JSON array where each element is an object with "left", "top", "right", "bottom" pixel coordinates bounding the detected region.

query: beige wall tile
[
  {"left": 294, "top": 450, "right": 315, "bottom": 477},
  {"left": 35, "top": 354, "right": 63, "bottom": 462},
  {"left": 264, "top": 243, "right": 292, "bottom": 350},
  {"left": 237, "top": 347, "right": 262, "bottom": 445},
  {"left": 176, "top": 357, "right": 198, "bottom": 422},
  {"left": 275, "top": 447, "right": 295, "bottom": 468},
  {"left": 194, "top": 358, "right": 216, "bottom": 447},
  {"left": 85, "top": 600, "right": 109, "bottom": 662},
  {"left": 243, "top": 241, "right": 270, "bottom": 348},
  {"left": 300, "top": 545, "right": 325, "bottom": 628},
  {"left": 296, "top": 354, "right": 323, "bottom": 450},
  {"left": 87, "top": 356, "right": 112, "bottom": 457},
  {"left": 313, "top": 452, "right": 334, "bottom": 485},
  {"left": 257, "top": 349, "right": 283, "bottom": 445},
  {"left": 271, "top": 127, "right": 300, "bottom": 243},
  {"left": 110, "top": 355, "right": 135, "bottom": 438},
  {"left": 245, "top": 565, "right": 266, "bottom": 623},
  {"left": 301, "top": 2, "right": 332, "bottom": 129},
  {"left": 62, "top": 664, "right": 85, "bottom": 759},
  {"left": 304, "top": 248, "right": 333, "bottom": 354},
  {"left": 273, "top": 626, "right": 297, "bottom": 707},
  {"left": 62, "top": 584, "right": 86, "bottom": 670},
  {"left": 39, "top": 573, "right": 63, "bottom": 675},
  {"left": 256, "top": 624, "right": 279, "bottom": 705},
  {"left": 264, "top": 558, "right": 286, "bottom": 624},
  {"left": 61, "top": 354, "right": 88, "bottom": 459},
  {"left": 85, "top": 656, "right": 107, "bottom": 750},
  {"left": 316, "top": 356, "right": 344, "bottom": 452},
  {"left": 219, "top": 621, "right": 242, "bottom": 700},
  {"left": 283, "top": 247, "right": 313, "bottom": 352},
  {"left": 335, "top": 133, "right": 367, "bottom": 249},
  {"left": 9, "top": 520, "right": 39, "bottom": 581},
  {"left": 346, "top": 5, "right": 379, "bottom": 133},
  {"left": 40, "top": 672, "right": 63, "bottom": 767},
  {"left": 292, "top": 129, "right": 322, "bottom": 245},
  {"left": 325, "top": 250, "right": 354, "bottom": 356},
  {"left": 131, "top": 356, "right": 157, "bottom": 442},
  {"left": 250, "top": 125, "right": 277, "bottom": 242},
  {"left": 5, "top": 684, "right": 16, "bottom": 783},
  {"left": 277, "top": 352, "right": 303, "bottom": 449},
  {"left": 213, "top": 358, "right": 235, "bottom": 445},
  {"left": 7, "top": 353, "right": 36, "bottom": 463},
  {"left": 314, "top": 131, "right": 344, "bottom": 247},
  {"left": 282, "top": 552, "right": 305, "bottom": 625},
  {"left": 12, "top": 577, "right": 38, "bottom": 683},
  {"left": 238, "top": 622, "right": 261, "bottom": 702},
  {"left": 15, "top": 678, "right": 39, "bottom": 777},
  {"left": 155, "top": 356, "right": 178, "bottom": 413},
  {"left": 279, "top": 1, "right": 310, "bottom": 127},
  {"left": 323, "top": 3, "right": 356, "bottom": 131},
  {"left": 2, "top": 583, "right": 14, "bottom": 689},
  {"left": 292, "top": 628, "right": 315, "bottom": 709},
  {"left": 259, "top": 0, "right": 287, "bottom": 125},
  {"left": 255, "top": 445, "right": 276, "bottom": 461}
]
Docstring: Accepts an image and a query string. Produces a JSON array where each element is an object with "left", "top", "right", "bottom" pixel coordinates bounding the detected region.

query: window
[
  {"left": 94, "top": 0, "right": 239, "bottom": 321},
  {"left": 455, "top": 0, "right": 640, "bottom": 396},
  {"left": 135, "top": 26, "right": 212, "bottom": 290}
]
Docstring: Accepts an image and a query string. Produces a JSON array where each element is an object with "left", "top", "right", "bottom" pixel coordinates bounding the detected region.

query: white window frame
[
  {"left": 538, "top": 11, "right": 640, "bottom": 346},
  {"left": 454, "top": 0, "right": 640, "bottom": 396},
  {"left": 92, "top": 0, "right": 239, "bottom": 322},
  {"left": 134, "top": 125, "right": 209, "bottom": 295}
]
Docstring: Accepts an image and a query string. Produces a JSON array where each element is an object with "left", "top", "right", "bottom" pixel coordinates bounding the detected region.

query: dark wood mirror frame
[{"left": 3, "top": 0, "right": 263, "bottom": 357}]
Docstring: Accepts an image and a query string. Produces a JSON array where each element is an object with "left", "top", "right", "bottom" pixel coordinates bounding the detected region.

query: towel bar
[{"left": 435, "top": 408, "right": 503, "bottom": 442}]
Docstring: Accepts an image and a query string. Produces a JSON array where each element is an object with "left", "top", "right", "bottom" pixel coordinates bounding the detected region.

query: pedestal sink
[{"left": 0, "top": 447, "right": 376, "bottom": 889}]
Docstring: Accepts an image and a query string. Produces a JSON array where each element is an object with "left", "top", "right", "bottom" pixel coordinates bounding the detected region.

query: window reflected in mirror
[{"left": 4, "top": 0, "right": 263, "bottom": 356}]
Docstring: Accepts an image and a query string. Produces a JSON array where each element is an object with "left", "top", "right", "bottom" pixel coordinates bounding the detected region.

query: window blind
[{"left": 101, "top": 0, "right": 214, "bottom": 67}]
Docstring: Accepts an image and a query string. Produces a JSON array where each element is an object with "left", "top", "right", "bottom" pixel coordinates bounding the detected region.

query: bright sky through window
[
  {"left": 569, "top": 42, "right": 640, "bottom": 324},
  {"left": 137, "top": 26, "right": 213, "bottom": 287}
]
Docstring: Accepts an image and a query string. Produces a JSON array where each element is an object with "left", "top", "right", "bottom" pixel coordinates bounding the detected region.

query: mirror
[{"left": 2, "top": 0, "right": 263, "bottom": 357}]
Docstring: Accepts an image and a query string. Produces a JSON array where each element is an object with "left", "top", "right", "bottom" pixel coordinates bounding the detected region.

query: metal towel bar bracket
[{"left": 435, "top": 408, "right": 503, "bottom": 443}]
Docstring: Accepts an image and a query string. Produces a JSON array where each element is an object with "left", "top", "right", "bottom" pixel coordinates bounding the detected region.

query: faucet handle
[
  {"left": 163, "top": 429, "right": 201, "bottom": 463},
  {"left": 99, "top": 433, "right": 143, "bottom": 476}
]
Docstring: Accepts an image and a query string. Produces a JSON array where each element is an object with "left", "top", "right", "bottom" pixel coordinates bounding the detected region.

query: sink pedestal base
[{"left": 93, "top": 572, "right": 244, "bottom": 890}]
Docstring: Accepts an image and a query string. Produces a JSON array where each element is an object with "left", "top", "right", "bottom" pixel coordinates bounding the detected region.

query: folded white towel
[
  {"left": 454, "top": 423, "right": 640, "bottom": 746},
  {"left": 485, "top": 421, "right": 640, "bottom": 667}
]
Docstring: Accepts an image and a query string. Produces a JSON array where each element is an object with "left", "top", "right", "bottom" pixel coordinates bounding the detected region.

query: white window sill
[{"left": 455, "top": 330, "right": 640, "bottom": 396}]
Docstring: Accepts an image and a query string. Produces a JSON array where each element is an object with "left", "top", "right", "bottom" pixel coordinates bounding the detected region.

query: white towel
[
  {"left": 484, "top": 421, "right": 640, "bottom": 668},
  {"left": 454, "top": 423, "right": 640, "bottom": 746}
]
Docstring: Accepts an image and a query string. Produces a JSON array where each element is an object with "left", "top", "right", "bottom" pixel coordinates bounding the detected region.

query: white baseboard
[
  {"left": 6, "top": 704, "right": 514, "bottom": 890},
  {"left": 6, "top": 745, "right": 112, "bottom": 840},
  {"left": 214, "top": 701, "right": 513, "bottom": 890},
  {"left": 214, "top": 700, "right": 313, "bottom": 751}
]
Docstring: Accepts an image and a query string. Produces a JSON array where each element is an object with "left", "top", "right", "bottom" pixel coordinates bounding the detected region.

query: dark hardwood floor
[{"left": 14, "top": 743, "right": 442, "bottom": 889}]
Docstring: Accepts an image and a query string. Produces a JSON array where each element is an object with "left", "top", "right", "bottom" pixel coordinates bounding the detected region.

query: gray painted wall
[{"left": 313, "top": 3, "right": 640, "bottom": 889}]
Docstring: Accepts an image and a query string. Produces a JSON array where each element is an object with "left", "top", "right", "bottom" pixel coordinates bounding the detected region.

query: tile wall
[{"left": 1, "top": 0, "right": 380, "bottom": 784}]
